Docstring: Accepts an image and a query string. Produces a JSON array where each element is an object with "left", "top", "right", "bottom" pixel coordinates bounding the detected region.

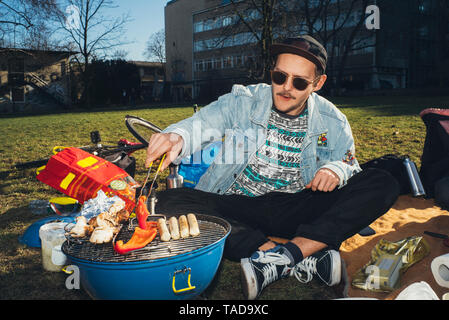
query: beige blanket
[{"left": 341, "top": 195, "right": 449, "bottom": 300}]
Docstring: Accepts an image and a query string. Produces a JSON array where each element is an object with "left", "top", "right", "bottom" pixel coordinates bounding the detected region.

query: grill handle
[{"left": 172, "top": 267, "right": 196, "bottom": 294}]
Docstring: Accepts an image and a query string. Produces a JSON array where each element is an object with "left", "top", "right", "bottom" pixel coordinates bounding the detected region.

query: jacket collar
[
  {"left": 249, "top": 84, "right": 273, "bottom": 127},
  {"left": 307, "top": 92, "right": 327, "bottom": 136},
  {"left": 250, "top": 87, "right": 327, "bottom": 136}
]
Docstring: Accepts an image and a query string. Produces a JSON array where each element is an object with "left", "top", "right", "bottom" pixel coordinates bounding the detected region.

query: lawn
[{"left": 0, "top": 94, "right": 448, "bottom": 300}]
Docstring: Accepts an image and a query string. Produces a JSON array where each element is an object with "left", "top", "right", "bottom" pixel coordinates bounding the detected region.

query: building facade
[
  {"left": 165, "top": 0, "right": 448, "bottom": 102},
  {"left": 0, "top": 48, "right": 75, "bottom": 113},
  {"left": 129, "top": 61, "right": 166, "bottom": 102}
]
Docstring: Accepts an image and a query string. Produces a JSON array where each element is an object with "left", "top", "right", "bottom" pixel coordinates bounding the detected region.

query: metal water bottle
[
  {"left": 403, "top": 156, "right": 426, "bottom": 197},
  {"left": 166, "top": 163, "right": 184, "bottom": 189},
  {"left": 149, "top": 189, "right": 157, "bottom": 215}
]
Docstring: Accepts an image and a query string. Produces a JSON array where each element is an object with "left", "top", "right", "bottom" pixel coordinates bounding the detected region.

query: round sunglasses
[{"left": 270, "top": 70, "right": 319, "bottom": 91}]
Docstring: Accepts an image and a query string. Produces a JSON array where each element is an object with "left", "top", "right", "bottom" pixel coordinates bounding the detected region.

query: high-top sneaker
[
  {"left": 291, "top": 249, "right": 341, "bottom": 286},
  {"left": 240, "top": 246, "right": 293, "bottom": 300}
]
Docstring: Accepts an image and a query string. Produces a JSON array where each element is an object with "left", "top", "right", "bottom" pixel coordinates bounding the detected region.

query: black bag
[
  {"left": 104, "top": 151, "right": 136, "bottom": 178},
  {"left": 360, "top": 154, "right": 410, "bottom": 195},
  {"left": 419, "top": 109, "right": 449, "bottom": 198}
]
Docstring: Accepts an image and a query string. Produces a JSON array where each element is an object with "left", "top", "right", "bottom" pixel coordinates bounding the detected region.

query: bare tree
[
  {"left": 0, "top": 0, "right": 60, "bottom": 48},
  {"left": 144, "top": 28, "right": 165, "bottom": 63},
  {"left": 298, "top": 0, "right": 371, "bottom": 92},
  {"left": 222, "top": 0, "right": 372, "bottom": 90},
  {"left": 57, "top": 0, "right": 132, "bottom": 106},
  {"left": 229, "top": 0, "right": 276, "bottom": 82}
]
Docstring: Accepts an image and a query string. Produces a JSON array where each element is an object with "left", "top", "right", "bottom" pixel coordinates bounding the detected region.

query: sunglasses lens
[
  {"left": 271, "top": 71, "right": 287, "bottom": 85},
  {"left": 292, "top": 78, "right": 309, "bottom": 91}
]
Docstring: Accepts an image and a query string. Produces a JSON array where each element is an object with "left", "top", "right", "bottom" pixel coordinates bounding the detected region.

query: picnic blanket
[{"left": 341, "top": 195, "right": 449, "bottom": 300}]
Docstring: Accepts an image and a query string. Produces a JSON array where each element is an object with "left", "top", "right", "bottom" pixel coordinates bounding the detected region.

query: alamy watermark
[
  {"left": 365, "top": 5, "right": 380, "bottom": 30},
  {"left": 65, "top": 5, "right": 81, "bottom": 30},
  {"left": 64, "top": 265, "right": 80, "bottom": 290}
]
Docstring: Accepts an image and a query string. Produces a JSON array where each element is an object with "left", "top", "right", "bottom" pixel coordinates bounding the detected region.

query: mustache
[{"left": 276, "top": 91, "right": 295, "bottom": 99}]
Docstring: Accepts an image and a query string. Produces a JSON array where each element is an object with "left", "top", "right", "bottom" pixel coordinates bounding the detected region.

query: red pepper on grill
[
  {"left": 113, "top": 226, "right": 158, "bottom": 255},
  {"left": 136, "top": 195, "right": 152, "bottom": 230}
]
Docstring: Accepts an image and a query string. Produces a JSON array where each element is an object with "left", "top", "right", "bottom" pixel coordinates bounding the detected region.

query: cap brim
[{"left": 271, "top": 43, "right": 325, "bottom": 71}]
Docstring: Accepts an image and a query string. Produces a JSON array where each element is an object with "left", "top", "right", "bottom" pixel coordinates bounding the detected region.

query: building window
[
  {"left": 11, "top": 87, "right": 25, "bottom": 103},
  {"left": 195, "top": 60, "right": 204, "bottom": 72},
  {"left": 234, "top": 55, "right": 243, "bottom": 67},
  {"left": 194, "top": 21, "right": 203, "bottom": 33},
  {"left": 204, "top": 59, "right": 213, "bottom": 70},
  {"left": 212, "top": 58, "right": 222, "bottom": 69},
  {"left": 223, "top": 56, "right": 233, "bottom": 68}
]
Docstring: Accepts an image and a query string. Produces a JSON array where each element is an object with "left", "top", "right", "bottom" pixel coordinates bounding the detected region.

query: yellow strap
[
  {"left": 52, "top": 146, "right": 68, "bottom": 154},
  {"left": 49, "top": 197, "right": 78, "bottom": 205},
  {"left": 172, "top": 267, "right": 196, "bottom": 294},
  {"left": 36, "top": 165, "right": 46, "bottom": 175}
]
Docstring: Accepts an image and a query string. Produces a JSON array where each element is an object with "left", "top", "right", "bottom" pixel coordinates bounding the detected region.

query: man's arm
[
  {"left": 306, "top": 118, "right": 361, "bottom": 192},
  {"left": 145, "top": 92, "right": 238, "bottom": 170}
]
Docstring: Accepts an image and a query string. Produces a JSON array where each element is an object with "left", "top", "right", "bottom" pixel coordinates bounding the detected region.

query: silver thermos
[
  {"left": 166, "top": 163, "right": 184, "bottom": 189},
  {"left": 403, "top": 156, "right": 426, "bottom": 197}
]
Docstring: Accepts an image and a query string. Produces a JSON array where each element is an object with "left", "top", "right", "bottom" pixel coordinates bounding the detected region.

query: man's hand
[
  {"left": 145, "top": 132, "right": 184, "bottom": 171},
  {"left": 305, "top": 168, "right": 340, "bottom": 192}
]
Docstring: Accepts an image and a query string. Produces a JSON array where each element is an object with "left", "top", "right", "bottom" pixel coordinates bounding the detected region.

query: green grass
[{"left": 1, "top": 95, "right": 448, "bottom": 300}]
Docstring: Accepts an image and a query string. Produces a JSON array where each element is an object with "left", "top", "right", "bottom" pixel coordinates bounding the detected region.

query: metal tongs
[
  {"left": 131, "top": 154, "right": 167, "bottom": 231},
  {"left": 138, "top": 153, "right": 166, "bottom": 201}
]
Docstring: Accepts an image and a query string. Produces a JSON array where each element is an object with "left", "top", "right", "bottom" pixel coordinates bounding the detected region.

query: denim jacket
[{"left": 163, "top": 83, "right": 361, "bottom": 195}]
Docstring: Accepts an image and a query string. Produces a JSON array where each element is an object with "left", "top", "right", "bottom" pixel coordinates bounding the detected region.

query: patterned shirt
[{"left": 227, "top": 107, "right": 308, "bottom": 197}]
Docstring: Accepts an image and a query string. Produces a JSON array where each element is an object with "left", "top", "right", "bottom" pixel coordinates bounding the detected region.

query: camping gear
[
  {"left": 49, "top": 197, "right": 81, "bottom": 216},
  {"left": 178, "top": 141, "right": 222, "bottom": 188},
  {"left": 36, "top": 147, "right": 139, "bottom": 212},
  {"left": 19, "top": 215, "right": 75, "bottom": 248},
  {"left": 403, "top": 156, "right": 426, "bottom": 197},
  {"left": 360, "top": 154, "right": 410, "bottom": 195},
  {"left": 419, "top": 108, "right": 449, "bottom": 198},
  {"left": 39, "top": 221, "right": 70, "bottom": 272},
  {"left": 360, "top": 154, "right": 425, "bottom": 196},
  {"left": 352, "top": 236, "right": 430, "bottom": 292},
  {"left": 62, "top": 213, "right": 231, "bottom": 299},
  {"left": 367, "top": 254, "right": 403, "bottom": 291},
  {"left": 15, "top": 131, "right": 145, "bottom": 178},
  {"left": 166, "top": 163, "right": 184, "bottom": 189}
]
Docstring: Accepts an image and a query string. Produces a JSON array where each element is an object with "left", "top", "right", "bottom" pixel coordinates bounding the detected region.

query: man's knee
[{"left": 359, "top": 168, "right": 400, "bottom": 205}]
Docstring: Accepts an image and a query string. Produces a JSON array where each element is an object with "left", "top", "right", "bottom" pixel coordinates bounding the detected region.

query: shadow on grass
[
  {"left": 330, "top": 95, "right": 449, "bottom": 117},
  {"left": 0, "top": 102, "right": 196, "bottom": 120}
]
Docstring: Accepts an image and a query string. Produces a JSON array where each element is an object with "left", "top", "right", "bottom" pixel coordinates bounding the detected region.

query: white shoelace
[
  {"left": 291, "top": 255, "right": 318, "bottom": 283},
  {"left": 253, "top": 251, "right": 291, "bottom": 288}
]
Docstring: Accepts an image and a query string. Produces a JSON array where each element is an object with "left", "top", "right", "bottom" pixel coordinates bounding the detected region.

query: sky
[{"left": 113, "top": 0, "right": 168, "bottom": 61}]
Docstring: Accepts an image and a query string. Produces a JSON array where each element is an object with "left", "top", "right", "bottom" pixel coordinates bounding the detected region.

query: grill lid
[{"left": 62, "top": 213, "right": 230, "bottom": 263}]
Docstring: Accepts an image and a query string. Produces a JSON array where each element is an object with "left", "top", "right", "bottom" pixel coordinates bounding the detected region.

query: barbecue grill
[{"left": 62, "top": 213, "right": 231, "bottom": 300}]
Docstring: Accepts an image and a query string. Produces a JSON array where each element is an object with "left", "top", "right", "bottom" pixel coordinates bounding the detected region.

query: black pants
[{"left": 155, "top": 168, "right": 400, "bottom": 261}]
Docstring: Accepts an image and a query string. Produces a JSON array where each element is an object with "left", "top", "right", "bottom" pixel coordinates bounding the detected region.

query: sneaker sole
[
  {"left": 327, "top": 250, "right": 341, "bottom": 286},
  {"left": 240, "top": 258, "right": 259, "bottom": 300}
]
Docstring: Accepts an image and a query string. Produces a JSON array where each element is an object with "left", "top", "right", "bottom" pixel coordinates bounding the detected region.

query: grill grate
[{"left": 62, "top": 213, "right": 230, "bottom": 263}]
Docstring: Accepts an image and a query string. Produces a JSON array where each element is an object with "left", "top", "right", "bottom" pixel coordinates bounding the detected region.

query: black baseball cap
[{"left": 271, "top": 35, "right": 328, "bottom": 73}]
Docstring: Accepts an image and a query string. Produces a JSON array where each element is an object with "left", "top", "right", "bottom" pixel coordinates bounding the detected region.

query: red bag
[{"left": 36, "top": 147, "right": 138, "bottom": 212}]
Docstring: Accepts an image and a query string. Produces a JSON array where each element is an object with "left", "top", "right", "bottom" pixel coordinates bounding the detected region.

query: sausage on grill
[
  {"left": 179, "top": 215, "right": 190, "bottom": 239},
  {"left": 157, "top": 218, "right": 171, "bottom": 242},
  {"left": 168, "top": 216, "right": 180, "bottom": 240},
  {"left": 187, "top": 213, "right": 200, "bottom": 237}
]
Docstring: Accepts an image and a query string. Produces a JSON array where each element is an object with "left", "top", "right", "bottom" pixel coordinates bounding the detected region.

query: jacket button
[
  {"left": 217, "top": 189, "right": 221, "bottom": 193},
  {"left": 234, "top": 173, "right": 237, "bottom": 178},
  {"left": 317, "top": 156, "right": 320, "bottom": 161}
]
